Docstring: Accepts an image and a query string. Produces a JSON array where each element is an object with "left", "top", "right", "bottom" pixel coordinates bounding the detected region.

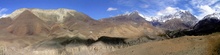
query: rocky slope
[
  {"left": 3, "top": 8, "right": 219, "bottom": 55},
  {"left": 191, "top": 17, "right": 220, "bottom": 35},
  {"left": 107, "top": 32, "right": 220, "bottom": 55},
  {"left": 99, "top": 11, "right": 163, "bottom": 38},
  {"left": 7, "top": 8, "right": 164, "bottom": 40},
  {"left": 160, "top": 18, "right": 191, "bottom": 31},
  {"left": 0, "top": 8, "right": 168, "bottom": 55},
  {"left": 175, "top": 13, "right": 220, "bottom": 36},
  {"left": 0, "top": 17, "right": 12, "bottom": 29},
  {"left": 10, "top": 8, "right": 78, "bottom": 23}
]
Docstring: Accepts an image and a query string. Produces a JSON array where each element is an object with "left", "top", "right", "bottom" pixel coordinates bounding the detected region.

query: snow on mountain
[
  {"left": 118, "top": 10, "right": 197, "bottom": 24},
  {"left": 157, "top": 10, "right": 198, "bottom": 23},
  {"left": 203, "top": 13, "right": 220, "bottom": 19},
  {"left": 145, "top": 10, "right": 199, "bottom": 30},
  {"left": 9, "top": 8, "right": 77, "bottom": 23},
  {"left": 118, "top": 11, "right": 156, "bottom": 21},
  {"left": 0, "top": 14, "right": 9, "bottom": 18}
]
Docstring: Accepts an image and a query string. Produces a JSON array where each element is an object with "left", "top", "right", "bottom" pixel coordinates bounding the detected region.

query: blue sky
[{"left": 0, "top": 0, "right": 220, "bottom": 20}]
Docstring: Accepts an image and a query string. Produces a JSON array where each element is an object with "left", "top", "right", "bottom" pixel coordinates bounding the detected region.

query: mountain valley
[{"left": 0, "top": 8, "right": 219, "bottom": 55}]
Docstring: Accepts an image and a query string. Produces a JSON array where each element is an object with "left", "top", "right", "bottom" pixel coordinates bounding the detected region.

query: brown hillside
[
  {"left": 107, "top": 33, "right": 220, "bottom": 55},
  {"left": 98, "top": 12, "right": 163, "bottom": 38},
  {"left": 6, "top": 10, "right": 50, "bottom": 36},
  {"left": 160, "top": 18, "right": 190, "bottom": 31},
  {"left": 0, "top": 17, "right": 12, "bottom": 29},
  {"left": 7, "top": 8, "right": 164, "bottom": 40}
]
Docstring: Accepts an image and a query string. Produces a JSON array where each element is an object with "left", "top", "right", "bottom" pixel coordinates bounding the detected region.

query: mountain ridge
[
  {"left": 0, "top": 8, "right": 220, "bottom": 55},
  {"left": 7, "top": 10, "right": 50, "bottom": 36},
  {"left": 3, "top": 8, "right": 164, "bottom": 40}
]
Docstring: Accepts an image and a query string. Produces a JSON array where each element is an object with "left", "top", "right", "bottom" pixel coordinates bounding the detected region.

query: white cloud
[
  {"left": 190, "top": 0, "right": 220, "bottom": 19},
  {"left": 140, "top": 0, "right": 179, "bottom": 8},
  {"left": 156, "top": 7, "right": 179, "bottom": 16},
  {"left": 0, "top": 8, "right": 7, "bottom": 12},
  {"left": 116, "top": 0, "right": 137, "bottom": 7},
  {"left": 213, "top": 4, "right": 220, "bottom": 12},
  {"left": 0, "top": 14, "right": 9, "bottom": 18},
  {"left": 107, "top": 7, "right": 118, "bottom": 11},
  {"left": 140, "top": 4, "right": 149, "bottom": 8},
  {"left": 195, "top": 5, "right": 215, "bottom": 19},
  {"left": 190, "top": 0, "right": 218, "bottom": 7},
  {"left": 116, "top": 0, "right": 180, "bottom": 12},
  {"left": 0, "top": 8, "right": 9, "bottom": 18},
  {"left": 124, "top": 11, "right": 131, "bottom": 14},
  {"left": 184, "top": 4, "right": 194, "bottom": 14},
  {"left": 199, "top": 5, "right": 215, "bottom": 14},
  {"left": 115, "top": 0, "right": 220, "bottom": 20},
  {"left": 187, "top": 8, "right": 194, "bottom": 14}
]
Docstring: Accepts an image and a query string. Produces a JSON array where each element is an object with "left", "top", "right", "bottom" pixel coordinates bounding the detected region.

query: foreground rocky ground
[
  {"left": 0, "top": 33, "right": 219, "bottom": 55},
  {"left": 106, "top": 32, "right": 220, "bottom": 55}
]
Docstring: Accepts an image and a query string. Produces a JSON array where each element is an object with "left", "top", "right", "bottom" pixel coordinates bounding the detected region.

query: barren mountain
[
  {"left": 0, "top": 8, "right": 166, "bottom": 55},
  {"left": 8, "top": 8, "right": 100, "bottom": 39},
  {"left": 160, "top": 18, "right": 191, "bottom": 31},
  {"left": 168, "top": 13, "right": 220, "bottom": 37},
  {"left": 100, "top": 11, "right": 147, "bottom": 23},
  {"left": 10, "top": 8, "right": 77, "bottom": 23},
  {"left": 0, "top": 17, "right": 12, "bottom": 29},
  {"left": 8, "top": 8, "right": 164, "bottom": 40},
  {"left": 0, "top": 8, "right": 219, "bottom": 55},
  {"left": 99, "top": 11, "right": 163, "bottom": 38},
  {"left": 174, "top": 13, "right": 220, "bottom": 36},
  {"left": 6, "top": 10, "right": 50, "bottom": 36}
]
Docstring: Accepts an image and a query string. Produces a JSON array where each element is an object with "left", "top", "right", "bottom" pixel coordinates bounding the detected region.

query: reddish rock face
[{"left": 6, "top": 10, "right": 50, "bottom": 36}]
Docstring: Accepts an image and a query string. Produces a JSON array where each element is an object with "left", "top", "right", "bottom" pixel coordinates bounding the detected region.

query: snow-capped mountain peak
[
  {"left": 122, "top": 11, "right": 157, "bottom": 21},
  {"left": 204, "top": 13, "right": 220, "bottom": 19},
  {"left": 122, "top": 11, "right": 141, "bottom": 16},
  {"left": 115, "top": 11, "right": 150, "bottom": 21},
  {"left": 114, "top": 10, "right": 197, "bottom": 23},
  {"left": 157, "top": 10, "right": 197, "bottom": 22}
]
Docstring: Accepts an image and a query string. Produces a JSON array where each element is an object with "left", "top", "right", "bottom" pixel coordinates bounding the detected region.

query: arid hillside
[
  {"left": 0, "top": 8, "right": 219, "bottom": 55},
  {"left": 107, "top": 32, "right": 220, "bottom": 55}
]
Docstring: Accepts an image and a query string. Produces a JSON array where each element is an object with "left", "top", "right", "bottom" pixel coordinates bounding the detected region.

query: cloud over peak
[
  {"left": 156, "top": 7, "right": 181, "bottom": 16},
  {"left": 190, "top": 0, "right": 220, "bottom": 19},
  {"left": 107, "top": 7, "right": 118, "bottom": 11},
  {"left": 0, "top": 8, "right": 9, "bottom": 18}
]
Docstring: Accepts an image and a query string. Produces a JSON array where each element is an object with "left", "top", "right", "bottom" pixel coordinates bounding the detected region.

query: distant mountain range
[
  {"left": 1, "top": 8, "right": 220, "bottom": 55},
  {"left": 1, "top": 8, "right": 220, "bottom": 38},
  {"left": 0, "top": 8, "right": 164, "bottom": 40},
  {"left": 165, "top": 13, "right": 220, "bottom": 38},
  {"left": 148, "top": 11, "right": 198, "bottom": 31}
]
